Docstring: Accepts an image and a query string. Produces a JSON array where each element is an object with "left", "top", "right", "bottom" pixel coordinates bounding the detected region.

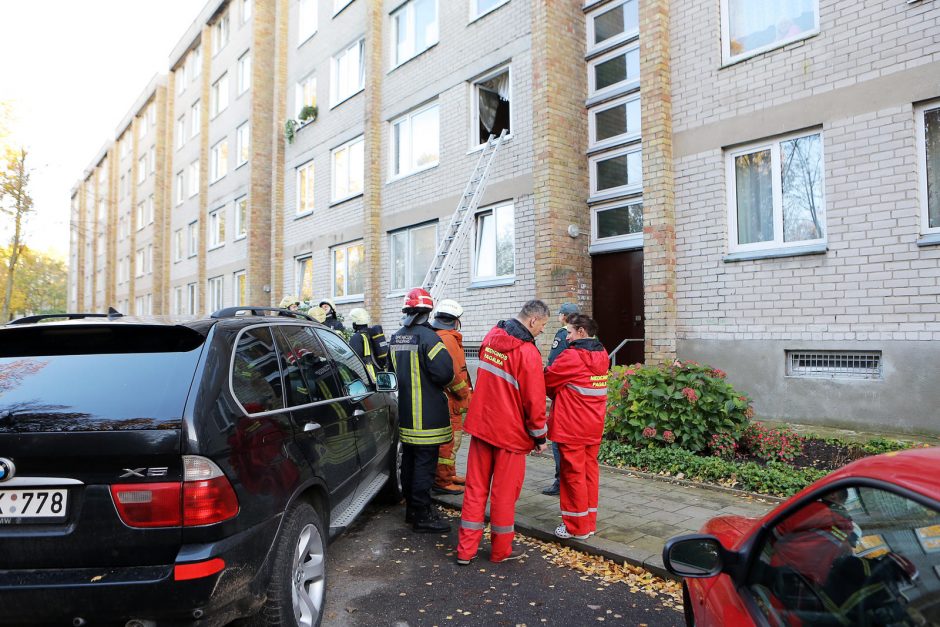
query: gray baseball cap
[{"left": 558, "top": 303, "right": 579, "bottom": 315}]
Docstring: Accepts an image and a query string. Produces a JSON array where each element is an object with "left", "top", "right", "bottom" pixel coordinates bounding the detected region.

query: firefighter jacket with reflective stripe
[
  {"left": 391, "top": 321, "right": 455, "bottom": 445},
  {"left": 350, "top": 324, "right": 390, "bottom": 380},
  {"left": 463, "top": 319, "right": 547, "bottom": 453},
  {"left": 435, "top": 328, "right": 472, "bottom": 420},
  {"left": 545, "top": 338, "right": 610, "bottom": 446}
]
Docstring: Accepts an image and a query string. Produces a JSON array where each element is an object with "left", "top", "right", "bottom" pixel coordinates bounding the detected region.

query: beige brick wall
[{"left": 362, "top": 0, "right": 384, "bottom": 313}]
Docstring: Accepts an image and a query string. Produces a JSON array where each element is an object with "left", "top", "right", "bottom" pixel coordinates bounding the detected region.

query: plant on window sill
[{"left": 284, "top": 105, "right": 319, "bottom": 145}]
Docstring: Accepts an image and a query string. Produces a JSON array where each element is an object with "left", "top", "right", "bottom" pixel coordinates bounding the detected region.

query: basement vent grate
[
  {"left": 464, "top": 345, "right": 481, "bottom": 361},
  {"left": 786, "top": 350, "right": 882, "bottom": 380}
]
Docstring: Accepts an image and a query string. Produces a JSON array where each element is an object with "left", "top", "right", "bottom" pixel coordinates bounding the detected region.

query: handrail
[{"left": 608, "top": 337, "right": 644, "bottom": 367}]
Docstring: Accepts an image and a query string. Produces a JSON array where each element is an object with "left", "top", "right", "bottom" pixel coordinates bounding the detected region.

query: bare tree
[{"left": 1, "top": 148, "right": 34, "bottom": 322}]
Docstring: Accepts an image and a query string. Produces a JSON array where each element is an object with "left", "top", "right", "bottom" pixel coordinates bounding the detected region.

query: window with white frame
[
  {"left": 588, "top": 43, "right": 639, "bottom": 98},
  {"left": 299, "top": 0, "right": 318, "bottom": 43},
  {"left": 472, "top": 0, "right": 509, "bottom": 20},
  {"left": 237, "top": 52, "right": 251, "bottom": 95},
  {"left": 183, "top": 52, "right": 193, "bottom": 85},
  {"left": 176, "top": 171, "right": 185, "bottom": 205},
  {"left": 333, "top": 0, "right": 354, "bottom": 15},
  {"left": 295, "top": 74, "right": 317, "bottom": 118},
  {"left": 295, "top": 255, "right": 314, "bottom": 301},
  {"left": 233, "top": 270, "right": 247, "bottom": 306},
  {"left": 148, "top": 147, "right": 155, "bottom": 174},
  {"left": 136, "top": 201, "right": 145, "bottom": 230},
  {"left": 330, "top": 38, "right": 364, "bottom": 107},
  {"left": 391, "top": 102, "right": 439, "bottom": 177},
  {"left": 473, "top": 66, "right": 510, "bottom": 145},
  {"left": 191, "top": 46, "right": 202, "bottom": 79},
  {"left": 390, "top": 222, "right": 437, "bottom": 293},
  {"left": 135, "top": 295, "right": 145, "bottom": 314},
  {"left": 209, "top": 208, "right": 225, "bottom": 248},
  {"left": 392, "top": 0, "right": 438, "bottom": 67},
  {"left": 297, "top": 160, "right": 315, "bottom": 214},
  {"left": 721, "top": 0, "right": 819, "bottom": 64},
  {"left": 587, "top": 0, "right": 638, "bottom": 53},
  {"left": 211, "top": 139, "right": 229, "bottom": 182},
  {"left": 212, "top": 12, "right": 229, "bottom": 56},
  {"left": 187, "top": 282, "right": 198, "bottom": 315},
  {"left": 146, "top": 195, "right": 154, "bottom": 224},
  {"left": 241, "top": 0, "right": 252, "bottom": 23},
  {"left": 589, "top": 93, "right": 641, "bottom": 150},
  {"left": 208, "top": 276, "right": 223, "bottom": 312},
  {"left": 332, "top": 241, "right": 364, "bottom": 299},
  {"left": 916, "top": 101, "right": 940, "bottom": 235},
  {"left": 191, "top": 100, "right": 201, "bottom": 138},
  {"left": 592, "top": 199, "right": 642, "bottom": 247},
  {"left": 236, "top": 123, "right": 250, "bottom": 167},
  {"left": 727, "top": 131, "right": 826, "bottom": 252},
  {"left": 331, "top": 136, "right": 364, "bottom": 201},
  {"left": 146, "top": 244, "right": 153, "bottom": 274},
  {"left": 119, "top": 175, "right": 125, "bottom": 200},
  {"left": 211, "top": 73, "right": 229, "bottom": 117},
  {"left": 177, "top": 65, "right": 187, "bottom": 94},
  {"left": 174, "top": 285, "right": 184, "bottom": 314},
  {"left": 147, "top": 103, "right": 156, "bottom": 128},
  {"left": 235, "top": 195, "right": 248, "bottom": 238},
  {"left": 138, "top": 113, "right": 148, "bottom": 141},
  {"left": 590, "top": 145, "right": 642, "bottom": 200},
  {"left": 135, "top": 248, "right": 145, "bottom": 277},
  {"left": 137, "top": 156, "right": 146, "bottom": 184},
  {"left": 174, "top": 229, "right": 184, "bottom": 262},
  {"left": 188, "top": 161, "right": 200, "bottom": 197},
  {"left": 120, "top": 137, "right": 129, "bottom": 159},
  {"left": 176, "top": 115, "right": 186, "bottom": 150},
  {"left": 474, "top": 202, "right": 514, "bottom": 280},
  {"left": 188, "top": 220, "right": 199, "bottom": 257}
]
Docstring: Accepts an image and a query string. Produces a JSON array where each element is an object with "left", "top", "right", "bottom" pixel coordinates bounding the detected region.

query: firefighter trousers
[
  {"left": 435, "top": 417, "right": 464, "bottom": 486},
  {"left": 402, "top": 443, "right": 439, "bottom": 511},
  {"left": 558, "top": 442, "right": 600, "bottom": 537},
  {"left": 457, "top": 437, "right": 526, "bottom": 562}
]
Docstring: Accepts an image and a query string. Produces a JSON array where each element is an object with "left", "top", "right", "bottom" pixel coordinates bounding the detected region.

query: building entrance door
[{"left": 592, "top": 249, "right": 644, "bottom": 366}]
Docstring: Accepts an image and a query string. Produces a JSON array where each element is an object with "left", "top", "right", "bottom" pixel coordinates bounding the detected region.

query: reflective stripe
[
  {"left": 560, "top": 509, "right": 590, "bottom": 517},
  {"left": 477, "top": 361, "right": 519, "bottom": 389},
  {"left": 491, "top": 524, "right": 514, "bottom": 534},
  {"left": 410, "top": 352, "right": 422, "bottom": 430},
  {"left": 390, "top": 344, "right": 418, "bottom": 352},
  {"left": 450, "top": 380, "right": 468, "bottom": 392},
  {"left": 401, "top": 430, "right": 452, "bottom": 445},
  {"left": 566, "top": 383, "right": 608, "bottom": 397},
  {"left": 438, "top": 457, "right": 455, "bottom": 466},
  {"left": 460, "top": 519, "right": 485, "bottom": 530},
  {"left": 428, "top": 343, "right": 445, "bottom": 360},
  {"left": 588, "top": 508, "right": 598, "bottom": 513},
  {"left": 528, "top": 426, "right": 548, "bottom": 437},
  {"left": 401, "top": 426, "right": 452, "bottom": 437}
]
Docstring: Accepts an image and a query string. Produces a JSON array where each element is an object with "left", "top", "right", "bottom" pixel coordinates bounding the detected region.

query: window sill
[
  {"left": 297, "top": 31, "right": 317, "bottom": 48},
  {"left": 208, "top": 244, "right": 225, "bottom": 252},
  {"left": 720, "top": 30, "right": 820, "bottom": 69},
  {"left": 468, "top": 133, "right": 512, "bottom": 154},
  {"left": 234, "top": 234, "right": 247, "bottom": 241},
  {"left": 469, "top": 276, "right": 515, "bottom": 289},
  {"left": 235, "top": 161, "right": 247, "bottom": 170},
  {"left": 387, "top": 162, "right": 439, "bottom": 184},
  {"left": 585, "top": 32, "right": 639, "bottom": 61},
  {"left": 333, "top": 295, "right": 364, "bottom": 305},
  {"left": 589, "top": 236, "right": 642, "bottom": 254},
  {"left": 330, "top": 87, "right": 364, "bottom": 110},
  {"left": 329, "top": 192, "right": 363, "bottom": 207},
  {"left": 294, "top": 210, "right": 314, "bottom": 220},
  {"left": 388, "top": 41, "right": 439, "bottom": 74},
  {"left": 723, "top": 243, "right": 827, "bottom": 263},
  {"left": 469, "top": 0, "right": 511, "bottom": 24},
  {"left": 916, "top": 233, "right": 940, "bottom": 247},
  {"left": 588, "top": 186, "right": 643, "bottom": 204}
]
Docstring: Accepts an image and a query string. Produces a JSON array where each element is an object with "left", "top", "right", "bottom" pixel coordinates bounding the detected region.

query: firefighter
[
  {"left": 430, "top": 299, "right": 472, "bottom": 496},
  {"left": 390, "top": 288, "right": 455, "bottom": 533},
  {"left": 542, "top": 302, "right": 580, "bottom": 497},
  {"left": 278, "top": 294, "right": 300, "bottom": 312},
  {"left": 348, "top": 307, "right": 389, "bottom": 382},
  {"left": 544, "top": 314, "right": 609, "bottom": 540},
  {"left": 318, "top": 299, "right": 345, "bottom": 331},
  {"left": 457, "top": 300, "right": 551, "bottom": 564}
]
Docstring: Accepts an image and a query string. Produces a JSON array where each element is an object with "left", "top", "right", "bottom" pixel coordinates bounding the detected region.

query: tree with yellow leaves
[{"left": 1, "top": 147, "right": 35, "bottom": 322}]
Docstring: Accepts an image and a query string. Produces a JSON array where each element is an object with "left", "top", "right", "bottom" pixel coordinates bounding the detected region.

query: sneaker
[
  {"left": 492, "top": 546, "right": 527, "bottom": 563},
  {"left": 431, "top": 483, "right": 465, "bottom": 495},
  {"left": 541, "top": 482, "right": 560, "bottom": 496},
  {"left": 554, "top": 524, "right": 590, "bottom": 540},
  {"left": 456, "top": 554, "right": 476, "bottom": 566}
]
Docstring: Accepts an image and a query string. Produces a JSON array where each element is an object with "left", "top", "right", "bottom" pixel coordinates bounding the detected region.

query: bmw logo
[{"left": 0, "top": 458, "right": 14, "bottom": 483}]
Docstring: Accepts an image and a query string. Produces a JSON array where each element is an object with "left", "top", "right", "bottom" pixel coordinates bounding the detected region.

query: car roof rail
[
  {"left": 7, "top": 308, "right": 125, "bottom": 325},
  {"left": 211, "top": 306, "right": 314, "bottom": 321}
]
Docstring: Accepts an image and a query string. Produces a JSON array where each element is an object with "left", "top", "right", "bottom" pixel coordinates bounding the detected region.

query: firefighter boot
[{"left": 412, "top": 506, "right": 451, "bottom": 533}]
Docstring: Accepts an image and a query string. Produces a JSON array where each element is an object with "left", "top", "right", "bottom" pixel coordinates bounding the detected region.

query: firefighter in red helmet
[{"left": 390, "top": 288, "right": 455, "bottom": 533}]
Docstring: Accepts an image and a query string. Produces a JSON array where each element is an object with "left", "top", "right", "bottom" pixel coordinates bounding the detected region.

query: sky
[{"left": 0, "top": 0, "right": 202, "bottom": 260}]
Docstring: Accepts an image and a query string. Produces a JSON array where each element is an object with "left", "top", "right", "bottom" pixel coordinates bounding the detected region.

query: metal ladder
[{"left": 422, "top": 129, "right": 507, "bottom": 302}]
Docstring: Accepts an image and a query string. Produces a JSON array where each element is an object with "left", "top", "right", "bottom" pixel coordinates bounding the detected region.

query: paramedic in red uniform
[
  {"left": 457, "top": 300, "right": 551, "bottom": 564},
  {"left": 544, "top": 314, "right": 610, "bottom": 540}
]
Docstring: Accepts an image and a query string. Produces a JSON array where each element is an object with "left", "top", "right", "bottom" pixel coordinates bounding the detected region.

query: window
[
  {"left": 235, "top": 195, "right": 248, "bottom": 238},
  {"left": 147, "top": 103, "right": 156, "bottom": 128},
  {"left": 332, "top": 241, "right": 364, "bottom": 299},
  {"left": 190, "top": 100, "right": 201, "bottom": 138},
  {"left": 138, "top": 113, "right": 148, "bottom": 141},
  {"left": 587, "top": 0, "right": 638, "bottom": 53},
  {"left": 209, "top": 208, "right": 225, "bottom": 248},
  {"left": 211, "top": 139, "right": 229, "bottom": 182},
  {"left": 473, "top": 66, "right": 510, "bottom": 145},
  {"left": 721, "top": 0, "right": 819, "bottom": 64},
  {"left": 135, "top": 248, "right": 144, "bottom": 277},
  {"left": 176, "top": 115, "right": 186, "bottom": 150},
  {"left": 916, "top": 101, "right": 940, "bottom": 235},
  {"left": 588, "top": 43, "right": 640, "bottom": 98},
  {"left": 591, "top": 199, "right": 642, "bottom": 250},
  {"left": 174, "top": 286, "right": 184, "bottom": 314},
  {"left": 233, "top": 271, "right": 246, "bottom": 306},
  {"left": 331, "top": 136, "right": 364, "bottom": 201},
  {"left": 136, "top": 202, "right": 145, "bottom": 230},
  {"left": 174, "top": 229, "right": 184, "bottom": 262},
  {"left": 330, "top": 38, "right": 364, "bottom": 107},
  {"left": 208, "top": 276, "right": 223, "bottom": 311},
  {"left": 177, "top": 65, "right": 187, "bottom": 94},
  {"left": 120, "top": 137, "right": 129, "bottom": 159},
  {"left": 727, "top": 131, "right": 825, "bottom": 253},
  {"left": 236, "top": 123, "right": 250, "bottom": 167},
  {"left": 241, "top": 0, "right": 252, "bottom": 23},
  {"left": 391, "top": 102, "right": 439, "bottom": 177},
  {"left": 188, "top": 220, "right": 199, "bottom": 257},
  {"left": 119, "top": 175, "right": 125, "bottom": 200},
  {"left": 237, "top": 52, "right": 251, "bottom": 94},
  {"left": 299, "top": 0, "right": 318, "bottom": 43},
  {"left": 472, "top": 0, "right": 509, "bottom": 20},
  {"left": 191, "top": 46, "right": 202, "bottom": 79},
  {"left": 188, "top": 161, "right": 200, "bottom": 197},
  {"left": 148, "top": 146, "right": 155, "bottom": 175},
  {"left": 333, "top": 0, "right": 354, "bottom": 15},
  {"left": 146, "top": 195, "right": 154, "bottom": 224},
  {"left": 295, "top": 255, "right": 314, "bottom": 301},
  {"left": 212, "top": 12, "right": 229, "bottom": 56},
  {"left": 137, "top": 156, "right": 146, "bottom": 184},
  {"left": 275, "top": 326, "right": 342, "bottom": 406},
  {"left": 589, "top": 93, "right": 640, "bottom": 150},
  {"left": 145, "top": 244, "right": 153, "bottom": 274},
  {"left": 187, "top": 282, "right": 197, "bottom": 314},
  {"left": 175, "top": 171, "right": 185, "bottom": 205},
  {"left": 297, "top": 161, "right": 315, "bottom": 214},
  {"left": 231, "top": 328, "right": 284, "bottom": 414},
  {"left": 390, "top": 222, "right": 437, "bottom": 293},
  {"left": 295, "top": 74, "right": 317, "bottom": 118},
  {"left": 474, "top": 202, "right": 514, "bottom": 280},
  {"left": 392, "top": 0, "right": 438, "bottom": 67},
  {"left": 590, "top": 145, "right": 642, "bottom": 200},
  {"left": 211, "top": 73, "right": 229, "bottom": 117}
]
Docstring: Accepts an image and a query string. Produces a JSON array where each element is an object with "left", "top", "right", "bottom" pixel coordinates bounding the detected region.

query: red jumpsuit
[
  {"left": 457, "top": 319, "right": 547, "bottom": 562},
  {"left": 434, "top": 328, "right": 472, "bottom": 488},
  {"left": 544, "top": 338, "right": 610, "bottom": 537}
]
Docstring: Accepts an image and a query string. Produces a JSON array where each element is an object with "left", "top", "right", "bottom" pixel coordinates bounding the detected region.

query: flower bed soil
[{"left": 733, "top": 438, "right": 867, "bottom": 472}]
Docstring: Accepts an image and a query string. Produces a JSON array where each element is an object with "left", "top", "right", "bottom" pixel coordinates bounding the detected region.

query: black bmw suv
[{"left": 0, "top": 308, "right": 402, "bottom": 626}]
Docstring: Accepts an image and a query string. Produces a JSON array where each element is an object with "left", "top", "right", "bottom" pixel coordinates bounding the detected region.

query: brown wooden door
[{"left": 592, "top": 250, "right": 644, "bottom": 365}]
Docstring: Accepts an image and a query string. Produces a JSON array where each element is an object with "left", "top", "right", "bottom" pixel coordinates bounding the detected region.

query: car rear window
[{"left": 0, "top": 325, "right": 205, "bottom": 432}]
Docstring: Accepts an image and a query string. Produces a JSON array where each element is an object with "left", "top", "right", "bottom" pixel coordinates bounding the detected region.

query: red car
[{"left": 663, "top": 446, "right": 940, "bottom": 626}]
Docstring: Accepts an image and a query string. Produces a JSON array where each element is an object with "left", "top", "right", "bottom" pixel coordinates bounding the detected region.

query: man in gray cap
[{"left": 542, "top": 302, "right": 579, "bottom": 496}]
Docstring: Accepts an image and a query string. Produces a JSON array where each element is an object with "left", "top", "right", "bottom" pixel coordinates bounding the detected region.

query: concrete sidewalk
[{"left": 432, "top": 440, "right": 778, "bottom": 578}]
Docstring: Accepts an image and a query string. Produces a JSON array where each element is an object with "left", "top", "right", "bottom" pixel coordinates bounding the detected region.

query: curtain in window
[
  {"left": 728, "top": 0, "right": 814, "bottom": 56},
  {"left": 735, "top": 150, "right": 773, "bottom": 245},
  {"left": 478, "top": 72, "right": 509, "bottom": 134},
  {"left": 926, "top": 108, "right": 940, "bottom": 229}
]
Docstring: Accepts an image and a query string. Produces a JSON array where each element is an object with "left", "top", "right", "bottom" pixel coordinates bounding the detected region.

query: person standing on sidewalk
[
  {"left": 542, "top": 302, "right": 580, "bottom": 496},
  {"left": 544, "top": 314, "right": 610, "bottom": 540},
  {"left": 457, "top": 300, "right": 551, "bottom": 564},
  {"left": 348, "top": 307, "right": 389, "bottom": 382},
  {"left": 390, "top": 288, "right": 455, "bottom": 533},
  {"left": 431, "top": 299, "right": 472, "bottom": 496}
]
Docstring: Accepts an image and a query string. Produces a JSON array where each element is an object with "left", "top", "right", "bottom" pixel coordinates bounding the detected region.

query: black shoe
[
  {"left": 405, "top": 508, "right": 416, "bottom": 524},
  {"left": 492, "top": 546, "right": 526, "bottom": 563},
  {"left": 541, "top": 482, "right": 560, "bottom": 496},
  {"left": 432, "top": 484, "right": 465, "bottom": 495},
  {"left": 412, "top": 508, "right": 451, "bottom": 533}
]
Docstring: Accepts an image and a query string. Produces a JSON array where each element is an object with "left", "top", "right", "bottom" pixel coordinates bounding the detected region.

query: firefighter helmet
[
  {"left": 402, "top": 288, "right": 434, "bottom": 311},
  {"left": 435, "top": 299, "right": 463, "bottom": 320},
  {"left": 349, "top": 307, "right": 370, "bottom": 326}
]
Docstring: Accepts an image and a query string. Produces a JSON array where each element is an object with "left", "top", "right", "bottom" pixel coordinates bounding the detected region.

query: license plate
[{"left": 0, "top": 489, "right": 68, "bottom": 519}]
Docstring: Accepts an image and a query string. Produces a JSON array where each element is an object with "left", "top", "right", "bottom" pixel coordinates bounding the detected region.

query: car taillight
[{"left": 110, "top": 457, "right": 238, "bottom": 528}]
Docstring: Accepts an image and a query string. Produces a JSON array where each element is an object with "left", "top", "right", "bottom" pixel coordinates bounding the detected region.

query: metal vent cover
[
  {"left": 463, "top": 345, "right": 481, "bottom": 361},
  {"left": 786, "top": 350, "right": 882, "bottom": 380}
]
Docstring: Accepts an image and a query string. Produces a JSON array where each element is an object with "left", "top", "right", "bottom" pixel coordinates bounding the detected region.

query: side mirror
[
  {"left": 662, "top": 534, "right": 725, "bottom": 578},
  {"left": 375, "top": 371, "right": 398, "bottom": 393},
  {"left": 345, "top": 379, "right": 370, "bottom": 398}
]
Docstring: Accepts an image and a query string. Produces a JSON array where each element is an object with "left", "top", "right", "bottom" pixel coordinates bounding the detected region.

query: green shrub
[
  {"left": 740, "top": 422, "right": 803, "bottom": 464},
  {"left": 605, "top": 361, "right": 753, "bottom": 452},
  {"left": 859, "top": 437, "right": 922, "bottom": 455}
]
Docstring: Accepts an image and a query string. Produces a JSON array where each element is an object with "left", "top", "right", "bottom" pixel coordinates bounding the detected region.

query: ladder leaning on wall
[{"left": 421, "top": 129, "right": 508, "bottom": 303}]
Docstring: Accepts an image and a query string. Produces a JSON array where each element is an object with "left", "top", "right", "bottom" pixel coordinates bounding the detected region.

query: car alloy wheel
[{"left": 291, "top": 520, "right": 326, "bottom": 627}]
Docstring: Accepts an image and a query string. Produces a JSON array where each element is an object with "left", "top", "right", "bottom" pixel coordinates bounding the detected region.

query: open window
[{"left": 474, "top": 66, "right": 510, "bottom": 146}]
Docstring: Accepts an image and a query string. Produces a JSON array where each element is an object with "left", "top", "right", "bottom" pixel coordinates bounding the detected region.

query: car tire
[
  {"left": 252, "top": 501, "right": 327, "bottom": 627},
  {"left": 682, "top": 581, "right": 695, "bottom": 627},
  {"left": 376, "top": 438, "right": 403, "bottom": 505}
]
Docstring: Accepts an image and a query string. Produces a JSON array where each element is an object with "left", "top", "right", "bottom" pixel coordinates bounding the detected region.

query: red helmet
[{"left": 403, "top": 288, "right": 433, "bottom": 311}]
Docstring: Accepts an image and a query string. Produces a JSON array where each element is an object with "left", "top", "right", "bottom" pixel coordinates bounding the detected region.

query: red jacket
[
  {"left": 545, "top": 338, "right": 610, "bottom": 446},
  {"left": 463, "top": 319, "right": 547, "bottom": 453}
]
